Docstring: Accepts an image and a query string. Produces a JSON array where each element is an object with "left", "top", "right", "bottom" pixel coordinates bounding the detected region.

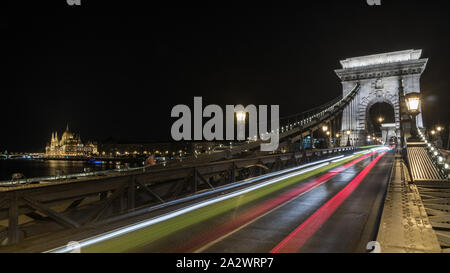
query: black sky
[{"left": 3, "top": 1, "right": 450, "bottom": 152}]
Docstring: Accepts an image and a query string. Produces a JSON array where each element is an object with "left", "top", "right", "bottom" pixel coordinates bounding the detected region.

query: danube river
[{"left": 0, "top": 159, "right": 139, "bottom": 181}]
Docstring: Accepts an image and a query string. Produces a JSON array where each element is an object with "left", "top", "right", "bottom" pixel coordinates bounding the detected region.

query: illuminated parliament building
[{"left": 45, "top": 125, "right": 98, "bottom": 156}]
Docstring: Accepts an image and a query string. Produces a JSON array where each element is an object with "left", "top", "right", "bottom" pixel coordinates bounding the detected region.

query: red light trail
[
  {"left": 270, "top": 151, "right": 387, "bottom": 253},
  {"left": 171, "top": 152, "right": 379, "bottom": 253}
]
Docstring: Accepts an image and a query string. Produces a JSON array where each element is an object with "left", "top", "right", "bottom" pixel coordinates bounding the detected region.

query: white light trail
[
  {"left": 47, "top": 161, "right": 332, "bottom": 253},
  {"left": 48, "top": 151, "right": 380, "bottom": 253}
]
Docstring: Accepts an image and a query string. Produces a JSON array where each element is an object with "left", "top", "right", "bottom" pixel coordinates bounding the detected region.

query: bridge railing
[
  {"left": 279, "top": 83, "right": 360, "bottom": 134},
  {"left": 0, "top": 164, "right": 151, "bottom": 187},
  {"left": 0, "top": 146, "right": 358, "bottom": 247},
  {"left": 187, "top": 83, "right": 361, "bottom": 163},
  {"left": 418, "top": 129, "right": 449, "bottom": 180}
]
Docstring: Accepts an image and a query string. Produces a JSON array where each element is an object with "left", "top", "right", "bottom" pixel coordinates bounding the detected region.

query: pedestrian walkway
[{"left": 376, "top": 153, "right": 441, "bottom": 253}]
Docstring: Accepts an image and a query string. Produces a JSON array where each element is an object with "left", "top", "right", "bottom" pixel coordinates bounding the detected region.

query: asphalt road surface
[{"left": 74, "top": 149, "right": 393, "bottom": 253}]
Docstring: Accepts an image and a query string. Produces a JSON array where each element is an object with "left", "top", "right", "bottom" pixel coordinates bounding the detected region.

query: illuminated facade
[{"left": 45, "top": 125, "right": 98, "bottom": 156}]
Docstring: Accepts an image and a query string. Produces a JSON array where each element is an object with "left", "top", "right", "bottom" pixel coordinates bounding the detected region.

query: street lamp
[
  {"left": 378, "top": 117, "right": 384, "bottom": 123},
  {"left": 321, "top": 126, "right": 329, "bottom": 148},
  {"left": 236, "top": 111, "right": 246, "bottom": 123},
  {"left": 404, "top": 92, "right": 421, "bottom": 141},
  {"left": 405, "top": 92, "right": 421, "bottom": 115},
  {"left": 346, "top": 130, "right": 351, "bottom": 146},
  {"left": 335, "top": 133, "right": 340, "bottom": 147},
  {"left": 435, "top": 126, "right": 445, "bottom": 149},
  {"left": 236, "top": 111, "right": 246, "bottom": 141}
]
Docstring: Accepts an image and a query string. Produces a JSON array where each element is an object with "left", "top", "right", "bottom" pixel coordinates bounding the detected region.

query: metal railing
[
  {"left": 418, "top": 129, "right": 449, "bottom": 180},
  {"left": 0, "top": 146, "right": 358, "bottom": 247},
  {"left": 279, "top": 83, "right": 360, "bottom": 133},
  {"left": 0, "top": 164, "right": 154, "bottom": 187}
]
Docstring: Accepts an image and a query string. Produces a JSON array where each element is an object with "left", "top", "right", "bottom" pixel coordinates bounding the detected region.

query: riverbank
[{"left": 0, "top": 159, "right": 140, "bottom": 182}]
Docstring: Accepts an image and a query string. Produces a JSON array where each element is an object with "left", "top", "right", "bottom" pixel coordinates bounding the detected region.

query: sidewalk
[{"left": 376, "top": 152, "right": 441, "bottom": 253}]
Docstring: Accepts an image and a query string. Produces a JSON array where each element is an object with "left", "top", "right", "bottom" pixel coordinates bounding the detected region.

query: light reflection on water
[{"left": 0, "top": 159, "right": 138, "bottom": 181}]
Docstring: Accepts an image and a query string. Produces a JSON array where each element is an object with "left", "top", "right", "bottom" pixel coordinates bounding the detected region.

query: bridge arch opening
[{"left": 366, "top": 102, "right": 395, "bottom": 136}]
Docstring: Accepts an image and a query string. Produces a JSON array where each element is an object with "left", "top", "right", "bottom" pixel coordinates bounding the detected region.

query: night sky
[{"left": 3, "top": 1, "right": 450, "bottom": 152}]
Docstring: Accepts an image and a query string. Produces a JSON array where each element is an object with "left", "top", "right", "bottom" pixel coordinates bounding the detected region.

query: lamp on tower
[
  {"left": 236, "top": 111, "right": 246, "bottom": 123},
  {"left": 404, "top": 92, "right": 421, "bottom": 142}
]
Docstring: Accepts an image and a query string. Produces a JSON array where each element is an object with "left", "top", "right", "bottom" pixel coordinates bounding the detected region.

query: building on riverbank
[
  {"left": 97, "top": 138, "right": 232, "bottom": 158},
  {"left": 45, "top": 125, "right": 98, "bottom": 156},
  {"left": 97, "top": 138, "right": 191, "bottom": 157}
]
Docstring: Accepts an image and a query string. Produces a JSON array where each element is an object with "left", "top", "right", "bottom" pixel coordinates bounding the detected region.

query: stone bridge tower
[{"left": 335, "top": 49, "right": 428, "bottom": 146}]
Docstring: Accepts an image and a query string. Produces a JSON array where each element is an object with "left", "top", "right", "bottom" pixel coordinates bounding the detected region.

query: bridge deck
[
  {"left": 28, "top": 148, "right": 393, "bottom": 253},
  {"left": 376, "top": 153, "right": 441, "bottom": 253}
]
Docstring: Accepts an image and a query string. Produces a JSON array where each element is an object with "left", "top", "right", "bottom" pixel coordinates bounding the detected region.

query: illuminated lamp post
[
  {"left": 326, "top": 131, "right": 331, "bottom": 148},
  {"left": 404, "top": 92, "right": 421, "bottom": 142},
  {"left": 336, "top": 133, "right": 340, "bottom": 147},
  {"left": 322, "top": 125, "right": 329, "bottom": 148},
  {"left": 436, "top": 126, "right": 443, "bottom": 149},
  {"left": 236, "top": 111, "right": 246, "bottom": 123},
  {"left": 346, "top": 130, "right": 351, "bottom": 147},
  {"left": 236, "top": 111, "right": 246, "bottom": 141}
]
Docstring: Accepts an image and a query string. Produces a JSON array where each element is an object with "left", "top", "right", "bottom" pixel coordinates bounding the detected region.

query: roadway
[{"left": 49, "top": 148, "right": 394, "bottom": 253}]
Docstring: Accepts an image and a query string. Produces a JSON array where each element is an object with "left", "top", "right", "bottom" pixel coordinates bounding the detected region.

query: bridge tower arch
[
  {"left": 335, "top": 49, "right": 428, "bottom": 146},
  {"left": 363, "top": 93, "right": 399, "bottom": 138}
]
